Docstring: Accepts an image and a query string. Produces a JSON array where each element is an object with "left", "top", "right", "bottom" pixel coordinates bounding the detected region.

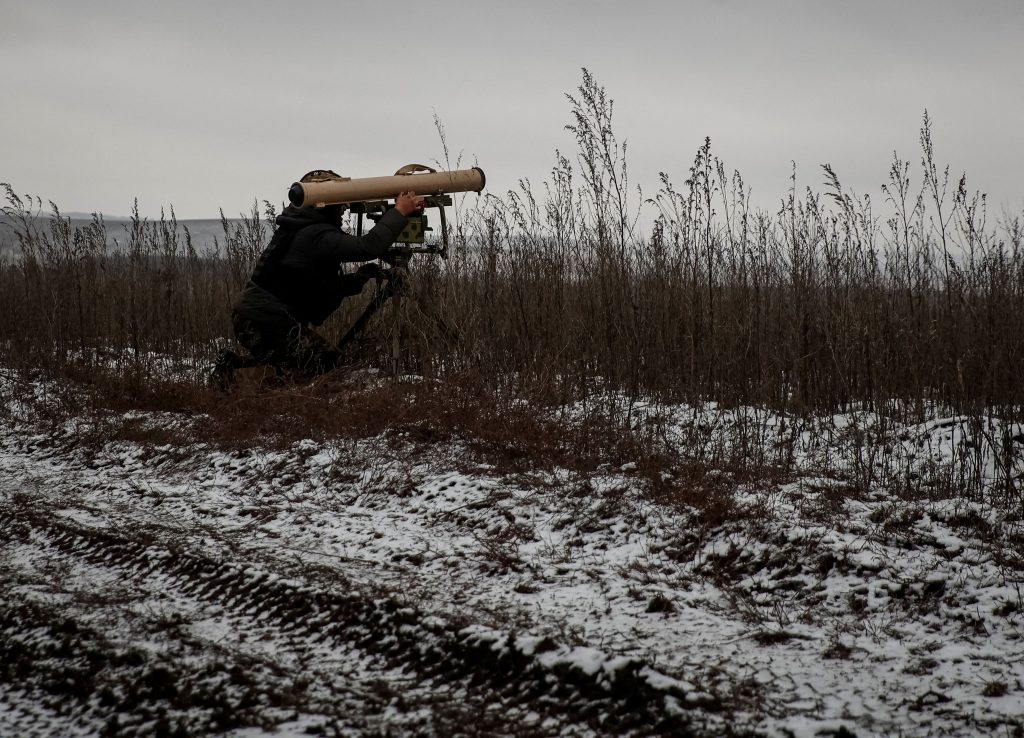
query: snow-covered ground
[{"left": 2, "top": 378, "right": 1023, "bottom": 737}]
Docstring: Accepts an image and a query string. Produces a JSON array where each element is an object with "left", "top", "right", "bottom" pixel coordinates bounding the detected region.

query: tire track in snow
[{"left": 0, "top": 504, "right": 738, "bottom": 737}]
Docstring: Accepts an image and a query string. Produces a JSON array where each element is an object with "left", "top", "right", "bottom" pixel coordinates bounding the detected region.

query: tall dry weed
[{"left": 3, "top": 70, "right": 1023, "bottom": 506}]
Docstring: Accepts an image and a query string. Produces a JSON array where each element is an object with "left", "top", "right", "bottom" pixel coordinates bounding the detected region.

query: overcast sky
[{"left": 2, "top": 0, "right": 1022, "bottom": 221}]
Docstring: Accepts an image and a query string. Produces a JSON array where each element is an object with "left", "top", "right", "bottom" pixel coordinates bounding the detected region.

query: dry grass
[{"left": 3, "top": 69, "right": 1023, "bottom": 513}]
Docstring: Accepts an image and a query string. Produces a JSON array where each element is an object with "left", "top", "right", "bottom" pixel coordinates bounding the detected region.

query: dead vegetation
[{"left": 2, "top": 69, "right": 1023, "bottom": 518}]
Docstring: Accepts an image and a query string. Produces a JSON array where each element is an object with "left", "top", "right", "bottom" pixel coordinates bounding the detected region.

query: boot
[{"left": 208, "top": 349, "right": 242, "bottom": 391}]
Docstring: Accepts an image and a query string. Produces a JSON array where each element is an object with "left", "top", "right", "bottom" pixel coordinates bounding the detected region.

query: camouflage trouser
[{"left": 232, "top": 312, "right": 342, "bottom": 377}]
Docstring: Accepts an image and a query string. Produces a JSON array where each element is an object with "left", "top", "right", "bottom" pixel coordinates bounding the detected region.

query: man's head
[
  {"left": 299, "top": 169, "right": 344, "bottom": 185},
  {"left": 298, "top": 169, "right": 347, "bottom": 224}
]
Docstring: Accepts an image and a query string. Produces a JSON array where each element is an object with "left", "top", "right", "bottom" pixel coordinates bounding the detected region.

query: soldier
[{"left": 211, "top": 170, "right": 425, "bottom": 385}]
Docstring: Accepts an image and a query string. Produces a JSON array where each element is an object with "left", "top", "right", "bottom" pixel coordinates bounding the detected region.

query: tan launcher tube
[{"left": 290, "top": 167, "right": 486, "bottom": 208}]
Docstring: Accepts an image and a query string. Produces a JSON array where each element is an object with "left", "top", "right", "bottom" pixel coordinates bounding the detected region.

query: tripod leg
[
  {"left": 335, "top": 257, "right": 410, "bottom": 374},
  {"left": 391, "top": 290, "right": 402, "bottom": 379},
  {"left": 388, "top": 257, "right": 410, "bottom": 380},
  {"left": 336, "top": 280, "right": 397, "bottom": 354}
]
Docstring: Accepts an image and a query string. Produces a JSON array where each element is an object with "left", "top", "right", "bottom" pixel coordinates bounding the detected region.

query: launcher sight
[{"left": 351, "top": 194, "right": 453, "bottom": 257}]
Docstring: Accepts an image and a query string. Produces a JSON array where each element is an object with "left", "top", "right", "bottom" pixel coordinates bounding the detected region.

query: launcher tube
[{"left": 290, "top": 167, "right": 486, "bottom": 207}]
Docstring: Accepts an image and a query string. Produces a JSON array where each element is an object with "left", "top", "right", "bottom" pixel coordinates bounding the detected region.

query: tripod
[{"left": 337, "top": 194, "right": 451, "bottom": 378}]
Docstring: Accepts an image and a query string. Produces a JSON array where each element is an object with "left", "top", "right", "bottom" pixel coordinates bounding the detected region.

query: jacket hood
[{"left": 275, "top": 204, "right": 343, "bottom": 229}]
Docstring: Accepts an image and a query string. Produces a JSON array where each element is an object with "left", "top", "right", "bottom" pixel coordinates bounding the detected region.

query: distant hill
[
  {"left": 60, "top": 212, "right": 131, "bottom": 221},
  {"left": 0, "top": 214, "right": 246, "bottom": 255}
]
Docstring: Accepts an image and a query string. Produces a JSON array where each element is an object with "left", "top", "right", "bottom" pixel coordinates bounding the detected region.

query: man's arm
[
  {"left": 312, "top": 191, "right": 427, "bottom": 263},
  {"left": 318, "top": 208, "right": 408, "bottom": 262}
]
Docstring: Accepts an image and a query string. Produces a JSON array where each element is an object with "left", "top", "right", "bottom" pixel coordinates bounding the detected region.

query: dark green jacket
[{"left": 234, "top": 205, "right": 407, "bottom": 327}]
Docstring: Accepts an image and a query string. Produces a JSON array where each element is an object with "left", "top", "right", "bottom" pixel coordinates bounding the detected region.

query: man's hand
[{"left": 395, "top": 191, "right": 426, "bottom": 216}]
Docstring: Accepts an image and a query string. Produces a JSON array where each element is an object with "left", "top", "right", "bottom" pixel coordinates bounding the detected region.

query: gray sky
[{"left": 2, "top": 0, "right": 1022, "bottom": 220}]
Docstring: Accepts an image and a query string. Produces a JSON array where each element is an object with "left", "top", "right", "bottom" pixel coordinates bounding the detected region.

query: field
[{"left": 2, "top": 73, "right": 1023, "bottom": 736}]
